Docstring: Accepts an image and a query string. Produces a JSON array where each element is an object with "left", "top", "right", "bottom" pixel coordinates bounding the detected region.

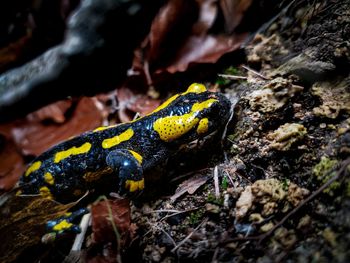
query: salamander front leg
[
  {"left": 42, "top": 207, "right": 89, "bottom": 242},
  {"left": 106, "top": 149, "right": 144, "bottom": 196}
]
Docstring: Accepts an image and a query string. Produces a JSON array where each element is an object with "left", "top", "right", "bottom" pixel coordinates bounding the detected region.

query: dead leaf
[
  {"left": 165, "top": 34, "right": 246, "bottom": 73},
  {"left": 117, "top": 85, "right": 160, "bottom": 122},
  {"left": 27, "top": 100, "right": 73, "bottom": 124},
  {"left": 170, "top": 174, "right": 209, "bottom": 202},
  {"left": 147, "top": 0, "right": 198, "bottom": 67},
  {"left": 11, "top": 97, "right": 104, "bottom": 157},
  {"left": 220, "top": 0, "right": 253, "bottom": 33},
  {"left": 91, "top": 198, "right": 131, "bottom": 245},
  {"left": 0, "top": 135, "right": 24, "bottom": 191}
]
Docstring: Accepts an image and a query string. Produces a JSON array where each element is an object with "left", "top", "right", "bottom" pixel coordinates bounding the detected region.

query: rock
[
  {"left": 267, "top": 123, "right": 307, "bottom": 151},
  {"left": 312, "top": 77, "right": 350, "bottom": 119},
  {"left": 246, "top": 77, "right": 303, "bottom": 113}
]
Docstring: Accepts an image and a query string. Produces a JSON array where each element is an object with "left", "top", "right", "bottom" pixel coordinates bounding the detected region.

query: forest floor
[
  {"left": 0, "top": 0, "right": 349, "bottom": 262},
  {"left": 131, "top": 1, "right": 350, "bottom": 262}
]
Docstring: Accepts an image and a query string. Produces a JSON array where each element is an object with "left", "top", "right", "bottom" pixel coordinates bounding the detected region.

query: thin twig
[
  {"left": 223, "top": 170, "right": 235, "bottom": 187},
  {"left": 152, "top": 209, "right": 184, "bottom": 214},
  {"left": 241, "top": 65, "right": 269, "bottom": 80},
  {"left": 71, "top": 213, "right": 91, "bottom": 251},
  {"left": 153, "top": 224, "right": 177, "bottom": 248},
  {"left": 214, "top": 166, "right": 220, "bottom": 199},
  {"left": 220, "top": 158, "right": 350, "bottom": 245},
  {"left": 211, "top": 247, "right": 220, "bottom": 263},
  {"left": 171, "top": 218, "right": 208, "bottom": 253},
  {"left": 94, "top": 196, "right": 122, "bottom": 263},
  {"left": 218, "top": 74, "right": 247, "bottom": 80}
]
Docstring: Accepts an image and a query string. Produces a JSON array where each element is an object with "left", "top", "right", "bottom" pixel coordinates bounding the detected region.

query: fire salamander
[{"left": 18, "top": 83, "right": 231, "bottom": 234}]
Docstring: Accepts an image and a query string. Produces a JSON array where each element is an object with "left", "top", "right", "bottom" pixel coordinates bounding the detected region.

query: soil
[{"left": 126, "top": 1, "right": 350, "bottom": 262}]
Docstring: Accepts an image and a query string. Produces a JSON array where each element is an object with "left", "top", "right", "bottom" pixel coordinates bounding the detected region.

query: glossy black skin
[{"left": 19, "top": 91, "right": 231, "bottom": 203}]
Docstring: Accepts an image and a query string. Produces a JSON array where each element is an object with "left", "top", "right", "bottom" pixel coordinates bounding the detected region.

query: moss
[
  {"left": 188, "top": 210, "right": 204, "bottom": 225},
  {"left": 216, "top": 66, "right": 241, "bottom": 85},
  {"left": 282, "top": 178, "right": 290, "bottom": 191},
  {"left": 345, "top": 180, "right": 350, "bottom": 197},
  {"left": 207, "top": 193, "right": 224, "bottom": 206},
  {"left": 221, "top": 175, "right": 229, "bottom": 190},
  {"left": 313, "top": 156, "right": 339, "bottom": 195}
]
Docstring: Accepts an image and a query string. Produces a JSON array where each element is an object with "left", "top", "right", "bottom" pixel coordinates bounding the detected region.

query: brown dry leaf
[
  {"left": 27, "top": 100, "right": 73, "bottom": 124},
  {"left": 170, "top": 174, "right": 209, "bottom": 202},
  {"left": 0, "top": 136, "right": 24, "bottom": 191},
  {"left": 136, "top": 0, "right": 249, "bottom": 77},
  {"left": 165, "top": 34, "right": 246, "bottom": 73},
  {"left": 117, "top": 85, "right": 160, "bottom": 122},
  {"left": 147, "top": 0, "right": 198, "bottom": 67},
  {"left": 220, "top": 0, "right": 253, "bottom": 33},
  {"left": 11, "top": 97, "right": 103, "bottom": 157},
  {"left": 91, "top": 198, "right": 131, "bottom": 245}
]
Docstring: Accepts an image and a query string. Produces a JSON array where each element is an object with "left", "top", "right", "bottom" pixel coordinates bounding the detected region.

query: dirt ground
[
  {"left": 0, "top": 1, "right": 349, "bottom": 262},
  {"left": 129, "top": 1, "right": 350, "bottom": 262}
]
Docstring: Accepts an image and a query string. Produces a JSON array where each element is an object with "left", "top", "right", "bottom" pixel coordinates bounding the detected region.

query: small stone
[
  {"left": 323, "top": 227, "right": 337, "bottom": 247},
  {"left": 267, "top": 123, "right": 307, "bottom": 151},
  {"left": 249, "top": 213, "right": 264, "bottom": 223},
  {"left": 297, "top": 215, "right": 311, "bottom": 229},
  {"left": 337, "top": 127, "right": 348, "bottom": 135},
  {"left": 260, "top": 222, "right": 274, "bottom": 232},
  {"left": 205, "top": 203, "right": 220, "bottom": 214},
  {"left": 320, "top": 123, "right": 326, "bottom": 128}
]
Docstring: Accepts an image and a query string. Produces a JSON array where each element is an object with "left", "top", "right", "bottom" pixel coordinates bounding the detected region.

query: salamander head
[{"left": 152, "top": 83, "right": 232, "bottom": 143}]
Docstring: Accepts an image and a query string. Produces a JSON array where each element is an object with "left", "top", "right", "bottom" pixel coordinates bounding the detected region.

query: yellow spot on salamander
[
  {"left": 102, "top": 128, "right": 134, "bottom": 149},
  {"left": 52, "top": 220, "right": 73, "bottom": 232},
  {"left": 153, "top": 94, "right": 180, "bottom": 113},
  {"left": 153, "top": 113, "right": 199, "bottom": 142},
  {"left": 16, "top": 190, "right": 22, "bottom": 196},
  {"left": 44, "top": 172, "right": 54, "bottom": 185},
  {"left": 153, "top": 98, "right": 218, "bottom": 142},
  {"left": 129, "top": 150, "right": 143, "bottom": 164},
  {"left": 25, "top": 161, "right": 42, "bottom": 176},
  {"left": 39, "top": 186, "right": 53, "bottom": 199},
  {"left": 182, "top": 83, "right": 207, "bottom": 94},
  {"left": 54, "top": 142, "right": 92, "bottom": 163},
  {"left": 197, "top": 118, "right": 209, "bottom": 134},
  {"left": 125, "top": 179, "right": 145, "bottom": 192},
  {"left": 150, "top": 83, "right": 206, "bottom": 116},
  {"left": 94, "top": 126, "right": 109, "bottom": 132},
  {"left": 191, "top": 99, "right": 218, "bottom": 112},
  {"left": 93, "top": 124, "right": 117, "bottom": 132}
]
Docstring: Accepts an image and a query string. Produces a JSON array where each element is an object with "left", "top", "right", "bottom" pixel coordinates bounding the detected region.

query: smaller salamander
[{"left": 19, "top": 83, "right": 232, "bottom": 205}]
